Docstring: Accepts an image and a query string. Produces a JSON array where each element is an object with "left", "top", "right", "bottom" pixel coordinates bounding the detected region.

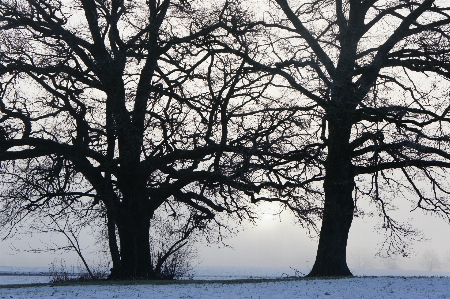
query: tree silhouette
[
  {"left": 420, "top": 249, "right": 440, "bottom": 271},
  {"left": 225, "top": 0, "right": 450, "bottom": 276},
  {"left": 0, "top": 0, "right": 301, "bottom": 279}
]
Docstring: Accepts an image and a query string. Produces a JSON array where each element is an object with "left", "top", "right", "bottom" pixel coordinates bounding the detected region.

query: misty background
[{"left": 2, "top": 200, "right": 449, "bottom": 274}]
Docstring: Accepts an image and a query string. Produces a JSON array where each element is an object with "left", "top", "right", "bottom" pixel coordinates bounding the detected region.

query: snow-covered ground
[
  {"left": 0, "top": 277, "right": 449, "bottom": 298},
  {"left": 2, "top": 265, "right": 449, "bottom": 285},
  {"left": 1, "top": 266, "right": 450, "bottom": 298}
]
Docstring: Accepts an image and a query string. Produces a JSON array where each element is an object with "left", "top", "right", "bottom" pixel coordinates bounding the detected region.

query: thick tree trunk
[
  {"left": 115, "top": 204, "right": 155, "bottom": 279},
  {"left": 308, "top": 189, "right": 354, "bottom": 276},
  {"left": 308, "top": 117, "right": 355, "bottom": 277}
]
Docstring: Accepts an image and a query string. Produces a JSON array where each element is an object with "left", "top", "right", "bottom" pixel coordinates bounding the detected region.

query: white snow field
[{"left": 1, "top": 277, "right": 449, "bottom": 299}]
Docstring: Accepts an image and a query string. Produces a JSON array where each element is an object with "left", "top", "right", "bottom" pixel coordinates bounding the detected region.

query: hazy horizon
[{"left": 2, "top": 201, "right": 449, "bottom": 274}]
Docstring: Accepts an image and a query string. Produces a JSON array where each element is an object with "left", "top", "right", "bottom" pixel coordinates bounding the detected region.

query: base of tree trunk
[{"left": 307, "top": 263, "right": 353, "bottom": 277}]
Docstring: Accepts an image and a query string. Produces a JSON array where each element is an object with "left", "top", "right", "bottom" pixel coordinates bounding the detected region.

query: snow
[
  {"left": 1, "top": 277, "right": 449, "bottom": 298},
  {"left": 0, "top": 275, "right": 51, "bottom": 285},
  {"left": 1, "top": 266, "right": 450, "bottom": 298}
]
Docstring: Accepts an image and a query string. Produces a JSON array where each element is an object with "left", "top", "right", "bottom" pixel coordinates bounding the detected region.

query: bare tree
[
  {"left": 149, "top": 206, "right": 200, "bottom": 279},
  {"left": 420, "top": 249, "right": 441, "bottom": 271},
  {"left": 47, "top": 215, "right": 96, "bottom": 280},
  {"left": 382, "top": 256, "right": 400, "bottom": 271},
  {"left": 0, "top": 0, "right": 296, "bottom": 279},
  {"left": 348, "top": 247, "right": 374, "bottom": 269},
  {"left": 220, "top": 0, "right": 450, "bottom": 276}
]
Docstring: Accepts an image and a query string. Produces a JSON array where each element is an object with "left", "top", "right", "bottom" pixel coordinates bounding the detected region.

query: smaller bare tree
[
  {"left": 348, "top": 248, "right": 374, "bottom": 269},
  {"left": 420, "top": 250, "right": 441, "bottom": 272},
  {"left": 48, "top": 215, "right": 95, "bottom": 280},
  {"left": 382, "top": 256, "right": 399, "bottom": 271},
  {"left": 150, "top": 209, "right": 200, "bottom": 280},
  {"left": 26, "top": 210, "right": 107, "bottom": 281}
]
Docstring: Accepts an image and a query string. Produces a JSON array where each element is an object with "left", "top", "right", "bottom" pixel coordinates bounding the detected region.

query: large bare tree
[
  {"left": 0, "top": 0, "right": 304, "bottom": 279},
  {"left": 223, "top": 0, "right": 450, "bottom": 276}
]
